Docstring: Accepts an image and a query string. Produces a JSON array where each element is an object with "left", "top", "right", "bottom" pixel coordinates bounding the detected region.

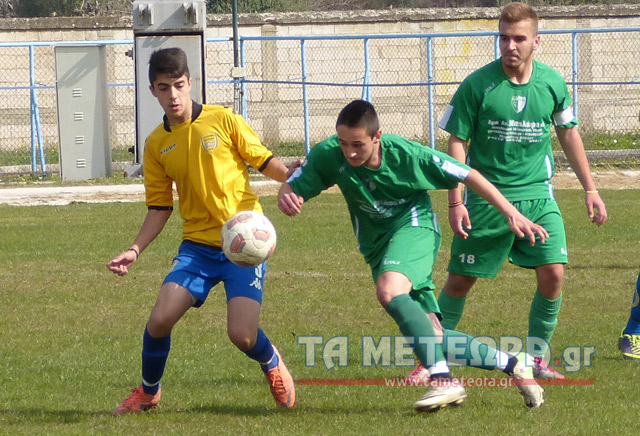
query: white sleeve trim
[
  {"left": 442, "top": 159, "right": 470, "bottom": 181},
  {"left": 553, "top": 107, "right": 575, "bottom": 126},
  {"left": 285, "top": 166, "right": 303, "bottom": 184},
  {"left": 437, "top": 105, "right": 454, "bottom": 130}
]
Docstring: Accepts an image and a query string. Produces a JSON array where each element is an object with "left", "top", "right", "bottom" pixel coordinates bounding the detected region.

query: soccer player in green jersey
[
  {"left": 108, "top": 48, "right": 295, "bottom": 414},
  {"left": 436, "top": 2, "right": 608, "bottom": 379},
  {"left": 278, "top": 99, "right": 547, "bottom": 411}
]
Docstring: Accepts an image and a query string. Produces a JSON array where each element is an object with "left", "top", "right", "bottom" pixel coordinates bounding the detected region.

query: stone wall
[
  {"left": 0, "top": 5, "right": 638, "bottom": 154},
  {"left": 1, "top": 5, "right": 639, "bottom": 41}
]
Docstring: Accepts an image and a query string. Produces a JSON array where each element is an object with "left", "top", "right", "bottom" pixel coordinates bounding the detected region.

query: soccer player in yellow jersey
[{"left": 107, "top": 47, "right": 295, "bottom": 414}]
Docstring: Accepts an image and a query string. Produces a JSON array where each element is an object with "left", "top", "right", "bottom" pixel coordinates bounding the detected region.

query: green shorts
[
  {"left": 448, "top": 198, "right": 568, "bottom": 278},
  {"left": 371, "top": 224, "right": 442, "bottom": 315}
]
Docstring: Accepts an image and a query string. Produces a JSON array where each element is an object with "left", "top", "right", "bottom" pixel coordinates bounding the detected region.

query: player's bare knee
[
  {"left": 444, "top": 274, "right": 476, "bottom": 297},
  {"left": 228, "top": 329, "right": 255, "bottom": 351},
  {"left": 376, "top": 287, "right": 396, "bottom": 308},
  {"left": 548, "top": 265, "right": 564, "bottom": 283},
  {"left": 536, "top": 264, "right": 565, "bottom": 295},
  {"left": 146, "top": 317, "right": 174, "bottom": 338},
  {"left": 376, "top": 273, "right": 412, "bottom": 308}
]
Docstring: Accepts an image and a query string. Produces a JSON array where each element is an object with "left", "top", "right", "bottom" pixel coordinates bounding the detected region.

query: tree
[{"left": 0, "top": 0, "right": 14, "bottom": 18}]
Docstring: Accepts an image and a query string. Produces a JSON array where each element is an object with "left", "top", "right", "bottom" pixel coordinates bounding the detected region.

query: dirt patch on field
[
  {"left": 0, "top": 171, "right": 637, "bottom": 206},
  {"left": 0, "top": 185, "right": 146, "bottom": 206},
  {"left": 253, "top": 170, "right": 639, "bottom": 194},
  {"left": 552, "top": 170, "right": 640, "bottom": 190}
]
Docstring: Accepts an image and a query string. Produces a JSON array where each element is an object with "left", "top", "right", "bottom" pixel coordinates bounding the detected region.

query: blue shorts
[{"left": 163, "top": 240, "right": 266, "bottom": 307}]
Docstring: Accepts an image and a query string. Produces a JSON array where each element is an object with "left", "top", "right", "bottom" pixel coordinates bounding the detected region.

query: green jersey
[
  {"left": 438, "top": 59, "right": 577, "bottom": 204},
  {"left": 287, "top": 133, "right": 470, "bottom": 266}
]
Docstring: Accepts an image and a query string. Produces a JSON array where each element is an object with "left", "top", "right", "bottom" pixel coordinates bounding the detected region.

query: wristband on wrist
[
  {"left": 585, "top": 190, "right": 598, "bottom": 194},
  {"left": 448, "top": 201, "right": 463, "bottom": 208},
  {"left": 127, "top": 247, "right": 139, "bottom": 259}
]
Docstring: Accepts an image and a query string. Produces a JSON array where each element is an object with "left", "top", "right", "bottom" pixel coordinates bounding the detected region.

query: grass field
[{"left": 1, "top": 189, "right": 639, "bottom": 435}]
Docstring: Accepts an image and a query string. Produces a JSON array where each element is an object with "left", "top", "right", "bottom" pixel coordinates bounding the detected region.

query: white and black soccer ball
[{"left": 221, "top": 210, "right": 277, "bottom": 267}]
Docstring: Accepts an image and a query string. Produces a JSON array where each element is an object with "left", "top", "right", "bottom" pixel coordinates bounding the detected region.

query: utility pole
[{"left": 231, "top": 0, "right": 244, "bottom": 115}]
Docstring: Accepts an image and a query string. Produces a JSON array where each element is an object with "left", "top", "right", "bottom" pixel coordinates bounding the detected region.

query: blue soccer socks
[
  {"left": 244, "top": 328, "right": 279, "bottom": 372},
  {"left": 141, "top": 327, "right": 171, "bottom": 395},
  {"left": 623, "top": 272, "right": 640, "bottom": 335}
]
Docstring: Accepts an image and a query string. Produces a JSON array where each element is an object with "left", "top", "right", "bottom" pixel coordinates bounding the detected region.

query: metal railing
[{"left": 1, "top": 27, "right": 639, "bottom": 176}]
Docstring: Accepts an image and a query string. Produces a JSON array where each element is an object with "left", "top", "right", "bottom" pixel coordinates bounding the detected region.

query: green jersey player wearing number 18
[
  {"left": 278, "top": 99, "right": 546, "bottom": 411},
  {"left": 435, "top": 2, "right": 607, "bottom": 380}
]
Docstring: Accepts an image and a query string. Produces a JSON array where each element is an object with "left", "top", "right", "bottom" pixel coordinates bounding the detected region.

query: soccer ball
[{"left": 221, "top": 210, "right": 277, "bottom": 267}]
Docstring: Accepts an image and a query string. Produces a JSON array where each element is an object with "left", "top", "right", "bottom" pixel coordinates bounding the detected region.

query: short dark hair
[
  {"left": 148, "top": 47, "right": 191, "bottom": 86},
  {"left": 336, "top": 100, "right": 380, "bottom": 137},
  {"left": 500, "top": 2, "right": 539, "bottom": 35}
]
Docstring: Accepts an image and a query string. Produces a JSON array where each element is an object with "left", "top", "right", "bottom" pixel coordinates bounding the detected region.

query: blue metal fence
[
  {"left": 1, "top": 27, "right": 639, "bottom": 175},
  {"left": 236, "top": 28, "right": 640, "bottom": 154}
]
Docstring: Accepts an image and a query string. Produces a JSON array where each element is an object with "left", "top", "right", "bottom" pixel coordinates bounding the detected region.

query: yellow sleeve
[
  {"left": 230, "top": 112, "right": 273, "bottom": 170},
  {"left": 142, "top": 136, "right": 174, "bottom": 208}
]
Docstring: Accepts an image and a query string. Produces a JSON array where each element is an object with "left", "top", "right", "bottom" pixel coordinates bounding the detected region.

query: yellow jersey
[{"left": 143, "top": 103, "right": 272, "bottom": 247}]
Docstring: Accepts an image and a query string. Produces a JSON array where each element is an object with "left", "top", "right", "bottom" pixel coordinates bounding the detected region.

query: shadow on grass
[
  {"left": 185, "top": 403, "right": 281, "bottom": 416},
  {"left": 0, "top": 407, "right": 108, "bottom": 424},
  {"left": 185, "top": 401, "right": 417, "bottom": 416},
  {"left": 0, "top": 397, "right": 432, "bottom": 423},
  {"left": 0, "top": 404, "right": 276, "bottom": 423}
]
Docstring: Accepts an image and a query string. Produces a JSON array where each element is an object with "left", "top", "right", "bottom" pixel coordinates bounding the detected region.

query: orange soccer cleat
[
  {"left": 112, "top": 385, "right": 161, "bottom": 416},
  {"left": 264, "top": 347, "right": 296, "bottom": 409}
]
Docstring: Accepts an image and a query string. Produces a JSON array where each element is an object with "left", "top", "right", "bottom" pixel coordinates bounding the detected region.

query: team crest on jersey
[
  {"left": 201, "top": 134, "right": 219, "bottom": 153},
  {"left": 511, "top": 96, "right": 527, "bottom": 113}
]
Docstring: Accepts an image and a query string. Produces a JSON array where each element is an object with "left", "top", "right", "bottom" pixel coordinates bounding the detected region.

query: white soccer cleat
[
  {"left": 413, "top": 379, "right": 467, "bottom": 412},
  {"left": 511, "top": 352, "right": 545, "bottom": 409}
]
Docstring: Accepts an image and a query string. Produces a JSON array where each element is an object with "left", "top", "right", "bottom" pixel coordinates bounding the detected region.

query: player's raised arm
[{"left": 462, "top": 169, "right": 548, "bottom": 245}]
